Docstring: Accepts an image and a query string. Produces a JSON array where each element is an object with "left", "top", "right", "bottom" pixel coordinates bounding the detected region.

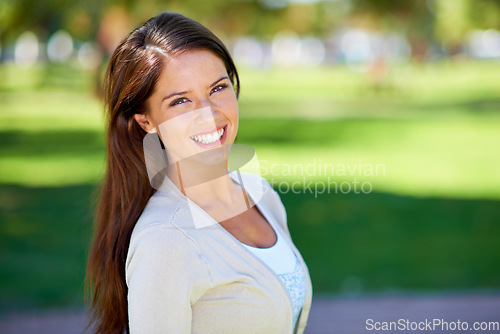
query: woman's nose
[{"left": 193, "top": 105, "right": 219, "bottom": 126}]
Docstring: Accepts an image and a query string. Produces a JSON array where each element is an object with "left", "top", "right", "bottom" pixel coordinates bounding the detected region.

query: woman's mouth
[{"left": 190, "top": 125, "right": 227, "bottom": 146}]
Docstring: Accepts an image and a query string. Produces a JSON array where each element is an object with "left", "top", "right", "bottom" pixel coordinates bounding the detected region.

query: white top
[{"left": 242, "top": 225, "right": 307, "bottom": 328}]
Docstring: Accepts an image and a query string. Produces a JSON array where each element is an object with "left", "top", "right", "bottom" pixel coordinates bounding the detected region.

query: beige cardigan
[{"left": 125, "top": 172, "right": 313, "bottom": 333}]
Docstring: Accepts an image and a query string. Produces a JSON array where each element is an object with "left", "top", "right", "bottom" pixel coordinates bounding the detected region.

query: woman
[{"left": 86, "top": 12, "right": 312, "bottom": 334}]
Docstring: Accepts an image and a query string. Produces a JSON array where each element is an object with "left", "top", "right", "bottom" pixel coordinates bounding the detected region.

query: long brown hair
[{"left": 85, "top": 12, "right": 240, "bottom": 333}]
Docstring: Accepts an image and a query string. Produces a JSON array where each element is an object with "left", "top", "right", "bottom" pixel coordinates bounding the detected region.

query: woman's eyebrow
[
  {"left": 209, "top": 76, "right": 229, "bottom": 88},
  {"left": 161, "top": 76, "right": 229, "bottom": 102},
  {"left": 162, "top": 90, "right": 189, "bottom": 102}
]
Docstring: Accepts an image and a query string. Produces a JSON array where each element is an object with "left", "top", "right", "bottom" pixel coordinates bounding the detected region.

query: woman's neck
[{"left": 166, "top": 159, "right": 251, "bottom": 222}]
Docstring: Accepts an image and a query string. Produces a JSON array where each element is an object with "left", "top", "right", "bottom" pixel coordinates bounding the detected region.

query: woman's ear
[{"left": 133, "top": 114, "right": 156, "bottom": 133}]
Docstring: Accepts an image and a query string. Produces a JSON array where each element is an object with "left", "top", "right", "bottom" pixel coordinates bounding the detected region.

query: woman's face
[{"left": 135, "top": 49, "right": 239, "bottom": 165}]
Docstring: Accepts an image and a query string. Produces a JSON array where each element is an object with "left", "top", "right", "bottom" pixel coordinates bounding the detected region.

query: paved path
[
  {"left": 306, "top": 293, "right": 500, "bottom": 333},
  {"left": 1, "top": 293, "right": 499, "bottom": 333}
]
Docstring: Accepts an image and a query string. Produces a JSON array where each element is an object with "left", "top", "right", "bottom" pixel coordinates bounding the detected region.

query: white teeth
[{"left": 190, "top": 127, "right": 224, "bottom": 144}]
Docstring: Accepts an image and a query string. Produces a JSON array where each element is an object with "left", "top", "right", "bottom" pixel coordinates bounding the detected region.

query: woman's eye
[
  {"left": 170, "top": 97, "right": 189, "bottom": 106},
  {"left": 211, "top": 84, "right": 227, "bottom": 94}
]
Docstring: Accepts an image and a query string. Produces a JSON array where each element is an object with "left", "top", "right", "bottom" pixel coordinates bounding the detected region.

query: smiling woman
[{"left": 85, "top": 12, "right": 312, "bottom": 334}]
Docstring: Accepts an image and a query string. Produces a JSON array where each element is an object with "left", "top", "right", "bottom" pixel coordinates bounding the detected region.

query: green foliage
[
  {"left": 2, "top": 0, "right": 500, "bottom": 49},
  {"left": 283, "top": 190, "right": 500, "bottom": 293},
  {"left": 0, "top": 184, "right": 96, "bottom": 310},
  {"left": 468, "top": 0, "right": 500, "bottom": 30},
  {"left": 0, "top": 0, "right": 100, "bottom": 43}
]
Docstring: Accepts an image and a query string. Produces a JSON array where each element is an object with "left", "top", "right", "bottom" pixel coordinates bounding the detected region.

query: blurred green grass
[
  {"left": 1, "top": 62, "right": 500, "bottom": 197},
  {"left": 0, "top": 61, "right": 499, "bottom": 311}
]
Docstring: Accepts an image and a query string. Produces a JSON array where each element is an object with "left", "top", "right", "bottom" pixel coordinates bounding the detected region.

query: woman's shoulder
[
  {"left": 125, "top": 217, "right": 211, "bottom": 289},
  {"left": 128, "top": 195, "right": 197, "bottom": 259},
  {"left": 125, "top": 196, "right": 207, "bottom": 281},
  {"left": 129, "top": 186, "right": 211, "bottom": 245},
  {"left": 132, "top": 191, "right": 179, "bottom": 231}
]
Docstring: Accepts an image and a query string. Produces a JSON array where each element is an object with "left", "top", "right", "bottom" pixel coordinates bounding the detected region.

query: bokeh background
[{"left": 1, "top": 0, "right": 500, "bottom": 318}]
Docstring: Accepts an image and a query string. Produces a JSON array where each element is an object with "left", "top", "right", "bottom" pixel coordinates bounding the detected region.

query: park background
[{"left": 1, "top": 0, "right": 500, "bottom": 329}]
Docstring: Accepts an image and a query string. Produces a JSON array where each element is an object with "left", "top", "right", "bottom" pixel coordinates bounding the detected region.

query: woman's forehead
[{"left": 160, "top": 49, "right": 227, "bottom": 83}]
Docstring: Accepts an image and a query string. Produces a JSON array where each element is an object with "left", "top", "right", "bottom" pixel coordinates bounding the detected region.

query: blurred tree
[
  {"left": 347, "top": 0, "right": 434, "bottom": 60},
  {"left": 469, "top": 0, "right": 500, "bottom": 30},
  {"left": 433, "top": 0, "right": 472, "bottom": 51},
  {"left": 433, "top": 0, "right": 500, "bottom": 47},
  {"left": 347, "top": 0, "right": 500, "bottom": 58},
  {"left": 0, "top": 0, "right": 103, "bottom": 45},
  {"left": 0, "top": 0, "right": 345, "bottom": 46},
  {"left": 2, "top": 0, "right": 499, "bottom": 57}
]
